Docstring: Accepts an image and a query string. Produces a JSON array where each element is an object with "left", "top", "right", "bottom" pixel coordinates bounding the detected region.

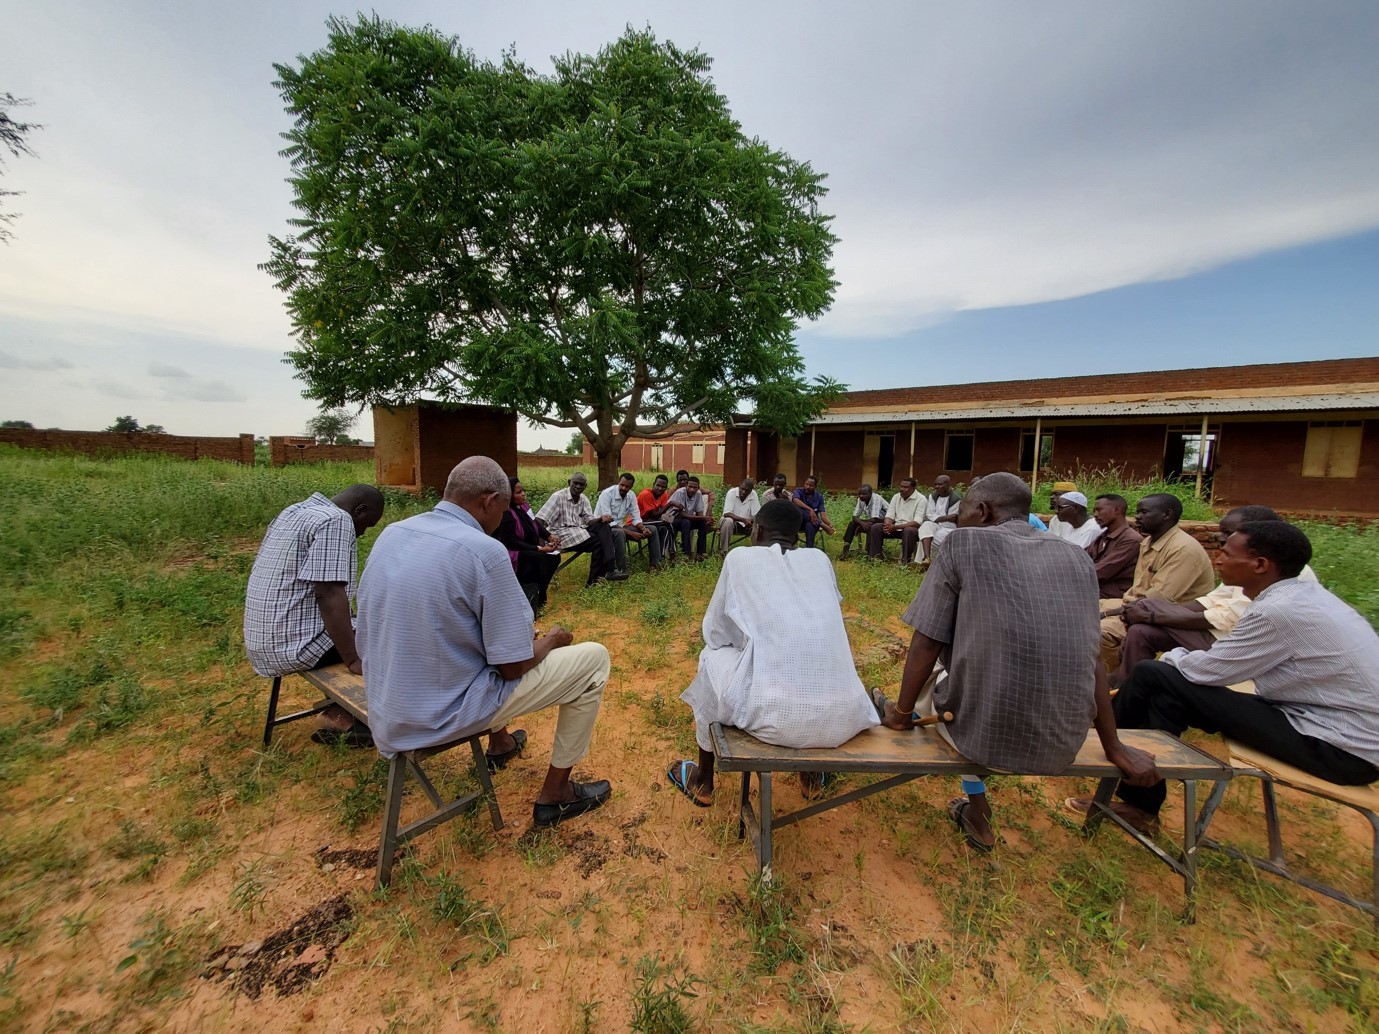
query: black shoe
[
  {"left": 485, "top": 729, "right": 527, "bottom": 771},
  {"left": 532, "top": 780, "right": 612, "bottom": 828},
  {"left": 607, "top": 571, "right": 629, "bottom": 582}
]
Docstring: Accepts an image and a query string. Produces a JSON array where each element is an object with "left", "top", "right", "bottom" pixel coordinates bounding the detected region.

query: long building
[{"left": 713, "top": 357, "right": 1379, "bottom": 515}]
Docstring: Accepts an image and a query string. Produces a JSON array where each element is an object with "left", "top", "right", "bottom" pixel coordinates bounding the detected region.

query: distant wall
[
  {"left": 0, "top": 428, "right": 255, "bottom": 464},
  {"left": 517, "top": 453, "right": 582, "bottom": 468},
  {"left": 268, "top": 437, "right": 375, "bottom": 466}
]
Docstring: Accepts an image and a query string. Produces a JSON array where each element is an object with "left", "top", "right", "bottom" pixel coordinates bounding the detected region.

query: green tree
[
  {"left": 266, "top": 18, "right": 842, "bottom": 487},
  {"left": 106, "top": 416, "right": 165, "bottom": 434},
  {"left": 0, "top": 93, "right": 40, "bottom": 244},
  {"left": 304, "top": 407, "right": 359, "bottom": 445},
  {"left": 565, "top": 432, "right": 584, "bottom": 456},
  {"left": 1, "top": 419, "right": 34, "bottom": 429}
]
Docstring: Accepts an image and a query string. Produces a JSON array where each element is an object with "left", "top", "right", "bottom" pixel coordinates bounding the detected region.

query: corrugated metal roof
[{"left": 805, "top": 392, "right": 1379, "bottom": 426}]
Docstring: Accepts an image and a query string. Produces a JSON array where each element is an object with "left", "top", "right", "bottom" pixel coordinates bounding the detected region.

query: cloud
[
  {"left": 148, "top": 362, "right": 191, "bottom": 378},
  {"left": 91, "top": 378, "right": 147, "bottom": 401},
  {"left": 159, "top": 379, "right": 248, "bottom": 403},
  {"left": 0, "top": 350, "right": 76, "bottom": 371}
]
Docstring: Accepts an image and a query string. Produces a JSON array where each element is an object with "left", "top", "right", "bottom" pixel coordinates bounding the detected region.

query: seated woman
[{"left": 494, "top": 477, "right": 560, "bottom": 609}]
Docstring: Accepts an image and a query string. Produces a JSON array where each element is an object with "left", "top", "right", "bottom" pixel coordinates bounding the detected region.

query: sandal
[
  {"left": 948, "top": 796, "right": 995, "bottom": 853},
  {"left": 666, "top": 760, "right": 712, "bottom": 807},
  {"left": 485, "top": 729, "right": 528, "bottom": 771}
]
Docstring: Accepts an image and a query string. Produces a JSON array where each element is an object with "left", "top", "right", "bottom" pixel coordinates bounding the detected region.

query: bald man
[
  {"left": 245, "top": 483, "right": 385, "bottom": 746},
  {"left": 358, "top": 457, "right": 614, "bottom": 828},
  {"left": 876, "top": 472, "right": 1157, "bottom": 851}
]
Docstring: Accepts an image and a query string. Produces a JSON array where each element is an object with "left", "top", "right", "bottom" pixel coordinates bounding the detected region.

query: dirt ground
[{"left": 3, "top": 601, "right": 1378, "bottom": 1033}]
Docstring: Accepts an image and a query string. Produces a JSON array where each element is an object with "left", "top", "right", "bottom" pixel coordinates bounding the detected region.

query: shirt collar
[{"left": 435, "top": 500, "right": 483, "bottom": 531}]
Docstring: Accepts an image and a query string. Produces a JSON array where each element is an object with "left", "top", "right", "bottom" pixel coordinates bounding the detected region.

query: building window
[
  {"left": 692, "top": 443, "right": 705, "bottom": 464},
  {"left": 944, "top": 431, "right": 974, "bottom": 471},
  {"left": 716, "top": 444, "right": 725, "bottom": 465},
  {"left": 1303, "top": 422, "right": 1362, "bottom": 479},
  {"left": 1018, "top": 432, "right": 1054, "bottom": 473},
  {"left": 649, "top": 444, "right": 663, "bottom": 470}
]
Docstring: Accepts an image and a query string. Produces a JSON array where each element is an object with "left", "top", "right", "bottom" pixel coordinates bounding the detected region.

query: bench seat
[
  {"left": 293, "top": 665, "right": 504, "bottom": 888},
  {"left": 710, "top": 723, "right": 1229, "bottom": 919},
  {"left": 1195, "top": 739, "right": 1379, "bottom": 928}
]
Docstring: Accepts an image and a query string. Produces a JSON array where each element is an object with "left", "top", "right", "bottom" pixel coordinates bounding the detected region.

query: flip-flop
[
  {"left": 311, "top": 720, "right": 374, "bottom": 749},
  {"left": 947, "top": 797, "right": 995, "bottom": 853},
  {"left": 798, "top": 771, "right": 837, "bottom": 799},
  {"left": 666, "top": 760, "right": 712, "bottom": 807},
  {"left": 485, "top": 729, "right": 528, "bottom": 771},
  {"left": 871, "top": 687, "right": 888, "bottom": 722}
]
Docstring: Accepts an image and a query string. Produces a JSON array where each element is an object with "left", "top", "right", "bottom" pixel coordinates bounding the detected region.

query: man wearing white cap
[{"left": 1048, "top": 490, "right": 1104, "bottom": 549}]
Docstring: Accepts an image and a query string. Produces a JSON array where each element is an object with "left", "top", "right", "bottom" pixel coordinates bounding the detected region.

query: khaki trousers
[
  {"left": 487, "top": 641, "right": 610, "bottom": 769},
  {"left": 1099, "top": 597, "right": 1128, "bottom": 673}
]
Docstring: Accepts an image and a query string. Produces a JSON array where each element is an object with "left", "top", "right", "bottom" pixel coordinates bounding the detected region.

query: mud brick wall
[
  {"left": 268, "top": 438, "right": 375, "bottom": 466},
  {"left": 0, "top": 428, "right": 254, "bottom": 463},
  {"left": 517, "top": 453, "right": 582, "bottom": 468}
]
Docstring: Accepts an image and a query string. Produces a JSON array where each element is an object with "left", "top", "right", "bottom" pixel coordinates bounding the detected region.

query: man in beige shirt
[{"left": 1100, "top": 493, "right": 1214, "bottom": 674}]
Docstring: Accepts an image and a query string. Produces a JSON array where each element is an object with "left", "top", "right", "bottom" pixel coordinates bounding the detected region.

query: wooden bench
[
  {"left": 710, "top": 723, "right": 1230, "bottom": 919},
  {"left": 287, "top": 665, "right": 504, "bottom": 888},
  {"left": 1194, "top": 740, "right": 1379, "bottom": 929}
]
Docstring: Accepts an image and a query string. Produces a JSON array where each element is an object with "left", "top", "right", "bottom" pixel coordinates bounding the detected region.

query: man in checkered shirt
[
  {"left": 876, "top": 472, "right": 1158, "bottom": 851},
  {"left": 244, "top": 484, "right": 384, "bottom": 745}
]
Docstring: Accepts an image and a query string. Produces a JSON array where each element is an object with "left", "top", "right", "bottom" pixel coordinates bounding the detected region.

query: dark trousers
[
  {"left": 1112, "top": 660, "right": 1378, "bottom": 815},
  {"left": 841, "top": 518, "right": 870, "bottom": 550},
  {"left": 867, "top": 524, "right": 918, "bottom": 563},
  {"left": 801, "top": 520, "right": 822, "bottom": 548},
  {"left": 1111, "top": 623, "right": 1215, "bottom": 687},
  {"left": 516, "top": 550, "right": 560, "bottom": 606},
  {"left": 673, "top": 516, "right": 708, "bottom": 556},
  {"left": 582, "top": 522, "right": 617, "bottom": 583}
]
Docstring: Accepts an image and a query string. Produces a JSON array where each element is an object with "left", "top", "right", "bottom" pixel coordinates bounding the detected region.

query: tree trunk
[{"left": 595, "top": 444, "right": 621, "bottom": 490}]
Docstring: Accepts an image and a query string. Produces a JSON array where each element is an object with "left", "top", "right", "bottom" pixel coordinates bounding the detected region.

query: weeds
[
  {"left": 629, "top": 954, "right": 700, "bottom": 1034},
  {"left": 338, "top": 759, "right": 390, "bottom": 831},
  {"left": 229, "top": 860, "right": 271, "bottom": 917},
  {"left": 429, "top": 871, "right": 510, "bottom": 965},
  {"left": 107, "top": 819, "right": 167, "bottom": 880},
  {"left": 740, "top": 873, "right": 806, "bottom": 973},
  {"left": 114, "top": 912, "right": 201, "bottom": 1004}
]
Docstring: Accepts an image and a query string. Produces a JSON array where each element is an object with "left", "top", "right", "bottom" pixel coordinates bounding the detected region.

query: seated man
[
  {"left": 792, "top": 474, "right": 835, "bottom": 549},
  {"left": 1110, "top": 505, "right": 1318, "bottom": 685},
  {"left": 840, "top": 483, "right": 886, "bottom": 559},
  {"left": 869, "top": 477, "right": 923, "bottom": 563},
  {"left": 636, "top": 473, "right": 676, "bottom": 559},
  {"left": 667, "top": 475, "right": 712, "bottom": 559},
  {"left": 1048, "top": 490, "right": 1104, "bottom": 549},
  {"left": 1070, "top": 520, "right": 1379, "bottom": 832},
  {"left": 666, "top": 500, "right": 880, "bottom": 805},
  {"left": 718, "top": 478, "right": 759, "bottom": 554},
  {"left": 358, "top": 457, "right": 614, "bottom": 828},
  {"left": 916, "top": 475, "right": 961, "bottom": 567},
  {"left": 1100, "top": 493, "right": 1215, "bottom": 674},
  {"left": 876, "top": 473, "right": 1157, "bottom": 850},
  {"left": 595, "top": 472, "right": 661, "bottom": 573},
  {"left": 760, "top": 472, "right": 793, "bottom": 507},
  {"left": 535, "top": 472, "right": 622, "bottom": 585},
  {"left": 1086, "top": 494, "right": 1142, "bottom": 599},
  {"left": 244, "top": 484, "right": 384, "bottom": 746}
]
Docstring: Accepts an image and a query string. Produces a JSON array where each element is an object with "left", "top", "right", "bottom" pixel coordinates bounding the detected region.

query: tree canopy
[
  {"left": 106, "top": 416, "right": 165, "bottom": 434},
  {"left": 267, "top": 18, "right": 842, "bottom": 483},
  {"left": 305, "top": 407, "right": 360, "bottom": 445},
  {"left": 0, "top": 93, "right": 40, "bottom": 244}
]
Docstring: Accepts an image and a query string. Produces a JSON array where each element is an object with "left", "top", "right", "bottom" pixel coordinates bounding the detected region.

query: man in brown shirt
[
  {"left": 876, "top": 473, "right": 1158, "bottom": 851},
  {"left": 1086, "top": 494, "right": 1142, "bottom": 599},
  {"left": 1099, "top": 493, "right": 1215, "bottom": 674}
]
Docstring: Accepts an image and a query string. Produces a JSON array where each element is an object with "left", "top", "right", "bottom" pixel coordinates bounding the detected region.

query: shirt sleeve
[
  {"left": 1162, "top": 607, "right": 1288, "bottom": 686},
  {"left": 593, "top": 489, "right": 612, "bottom": 519},
  {"left": 534, "top": 493, "right": 558, "bottom": 523},
  {"left": 901, "top": 543, "right": 959, "bottom": 644},
  {"left": 477, "top": 550, "right": 536, "bottom": 665},
  {"left": 299, "top": 513, "right": 355, "bottom": 583}
]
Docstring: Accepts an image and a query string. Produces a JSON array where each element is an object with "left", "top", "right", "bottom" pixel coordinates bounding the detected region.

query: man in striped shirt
[{"left": 1071, "top": 521, "right": 1379, "bottom": 831}]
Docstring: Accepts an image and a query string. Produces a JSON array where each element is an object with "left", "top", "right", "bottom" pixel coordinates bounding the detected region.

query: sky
[{"left": 2, "top": 1, "right": 1377, "bottom": 450}]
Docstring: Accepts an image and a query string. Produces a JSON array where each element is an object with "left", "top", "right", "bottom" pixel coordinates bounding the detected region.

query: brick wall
[
  {"left": 268, "top": 437, "right": 375, "bottom": 466},
  {"left": 517, "top": 453, "right": 582, "bottom": 468},
  {"left": 0, "top": 428, "right": 254, "bottom": 464},
  {"left": 1213, "top": 420, "right": 1379, "bottom": 515}
]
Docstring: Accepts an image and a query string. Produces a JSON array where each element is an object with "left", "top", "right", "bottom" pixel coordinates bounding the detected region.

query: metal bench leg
[
  {"left": 1081, "top": 776, "right": 1117, "bottom": 835},
  {"left": 376, "top": 755, "right": 408, "bottom": 889},
  {"left": 263, "top": 677, "right": 282, "bottom": 746},
  {"left": 1195, "top": 777, "right": 1230, "bottom": 841},
  {"left": 469, "top": 736, "right": 504, "bottom": 831},
  {"left": 738, "top": 772, "right": 750, "bottom": 840},
  {"left": 1181, "top": 779, "right": 1198, "bottom": 923},
  {"left": 759, "top": 773, "right": 774, "bottom": 883},
  {"left": 1368, "top": 810, "right": 1379, "bottom": 933},
  {"left": 1260, "top": 779, "right": 1285, "bottom": 865}
]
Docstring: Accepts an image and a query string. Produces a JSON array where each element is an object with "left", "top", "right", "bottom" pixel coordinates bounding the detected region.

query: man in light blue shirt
[
  {"left": 358, "top": 456, "right": 614, "bottom": 828},
  {"left": 594, "top": 472, "right": 660, "bottom": 574}
]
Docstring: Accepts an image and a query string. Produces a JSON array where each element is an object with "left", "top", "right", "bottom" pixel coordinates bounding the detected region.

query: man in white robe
[{"left": 667, "top": 499, "right": 878, "bottom": 805}]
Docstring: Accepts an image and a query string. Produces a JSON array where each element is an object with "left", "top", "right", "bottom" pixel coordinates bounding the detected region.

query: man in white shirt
[
  {"left": 840, "top": 484, "right": 887, "bottom": 559},
  {"left": 916, "top": 475, "right": 962, "bottom": 568},
  {"left": 1110, "top": 505, "right": 1318, "bottom": 685},
  {"left": 666, "top": 499, "right": 879, "bottom": 806},
  {"left": 718, "top": 478, "right": 759, "bottom": 554},
  {"left": 1069, "top": 520, "right": 1379, "bottom": 831},
  {"left": 1047, "top": 491, "right": 1104, "bottom": 549},
  {"left": 535, "top": 472, "right": 620, "bottom": 586},
  {"left": 869, "top": 477, "right": 923, "bottom": 563},
  {"left": 594, "top": 472, "right": 656, "bottom": 575}
]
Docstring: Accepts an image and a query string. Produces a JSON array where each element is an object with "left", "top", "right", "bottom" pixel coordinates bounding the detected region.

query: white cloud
[
  {"left": 148, "top": 362, "right": 192, "bottom": 378},
  {"left": 0, "top": 350, "right": 76, "bottom": 371}
]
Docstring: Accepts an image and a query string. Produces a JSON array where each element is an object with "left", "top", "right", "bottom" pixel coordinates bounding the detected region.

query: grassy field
[{"left": 1, "top": 446, "right": 1376, "bottom": 1032}]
